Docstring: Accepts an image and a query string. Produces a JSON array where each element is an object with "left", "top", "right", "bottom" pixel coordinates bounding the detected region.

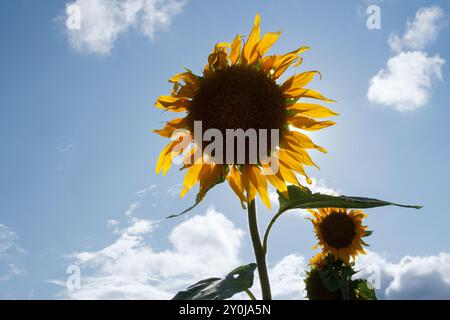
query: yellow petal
[
  {"left": 180, "top": 163, "right": 204, "bottom": 197},
  {"left": 226, "top": 166, "right": 247, "bottom": 207},
  {"left": 204, "top": 43, "right": 230, "bottom": 74},
  {"left": 287, "top": 115, "right": 336, "bottom": 131},
  {"left": 248, "top": 166, "right": 271, "bottom": 208},
  {"left": 241, "top": 165, "right": 258, "bottom": 203},
  {"left": 230, "top": 35, "right": 243, "bottom": 65},
  {"left": 155, "top": 95, "right": 190, "bottom": 112},
  {"left": 278, "top": 164, "right": 300, "bottom": 186},
  {"left": 257, "top": 31, "right": 281, "bottom": 57},
  {"left": 284, "top": 131, "right": 327, "bottom": 154},
  {"left": 288, "top": 103, "right": 338, "bottom": 118},
  {"left": 262, "top": 164, "right": 288, "bottom": 199},
  {"left": 243, "top": 14, "right": 261, "bottom": 65},
  {"left": 155, "top": 141, "right": 176, "bottom": 174},
  {"left": 278, "top": 150, "right": 310, "bottom": 180},
  {"left": 172, "top": 82, "right": 196, "bottom": 99},
  {"left": 284, "top": 147, "right": 318, "bottom": 168},
  {"left": 284, "top": 88, "right": 335, "bottom": 102},
  {"left": 281, "top": 71, "right": 321, "bottom": 94},
  {"left": 169, "top": 72, "right": 200, "bottom": 89},
  {"left": 153, "top": 118, "right": 187, "bottom": 137},
  {"left": 199, "top": 163, "right": 224, "bottom": 197},
  {"left": 262, "top": 46, "right": 309, "bottom": 78},
  {"left": 155, "top": 135, "right": 188, "bottom": 176}
]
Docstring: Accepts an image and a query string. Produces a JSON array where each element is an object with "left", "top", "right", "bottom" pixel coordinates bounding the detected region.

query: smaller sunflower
[{"left": 308, "top": 208, "right": 368, "bottom": 263}]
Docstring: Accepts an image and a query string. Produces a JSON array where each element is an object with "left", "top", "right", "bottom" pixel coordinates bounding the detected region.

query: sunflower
[
  {"left": 154, "top": 14, "right": 337, "bottom": 208},
  {"left": 308, "top": 208, "right": 369, "bottom": 263}
]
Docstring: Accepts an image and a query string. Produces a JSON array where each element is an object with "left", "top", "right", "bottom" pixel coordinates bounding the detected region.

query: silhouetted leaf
[
  {"left": 278, "top": 185, "right": 422, "bottom": 215},
  {"left": 172, "top": 263, "right": 257, "bottom": 300}
]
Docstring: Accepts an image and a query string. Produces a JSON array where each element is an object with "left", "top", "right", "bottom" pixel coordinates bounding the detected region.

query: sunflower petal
[
  {"left": 153, "top": 118, "right": 187, "bottom": 137},
  {"left": 180, "top": 163, "right": 204, "bottom": 197},
  {"left": 230, "top": 35, "right": 243, "bottom": 65},
  {"left": 257, "top": 31, "right": 281, "bottom": 57},
  {"left": 262, "top": 164, "right": 288, "bottom": 199},
  {"left": 281, "top": 71, "right": 321, "bottom": 94},
  {"left": 288, "top": 103, "right": 338, "bottom": 118},
  {"left": 243, "top": 14, "right": 261, "bottom": 65},
  {"left": 241, "top": 165, "right": 258, "bottom": 203},
  {"left": 248, "top": 165, "right": 271, "bottom": 208},
  {"left": 155, "top": 95, "right": 190, "bottom": 112},
  {"left": 287, "top": 115, "right": 336, "bottom": 131},
  {"left": 284, "top": 88, "right": 335, "bottom": 102},
  {"left": 226, "top": 165, "right": 247, "bottom": 207},
  {"left": 169, "top": 72, "right": 200, "bottom": 89}
]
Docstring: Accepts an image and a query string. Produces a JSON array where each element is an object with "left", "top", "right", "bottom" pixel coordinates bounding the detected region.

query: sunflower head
[
  {"left": 308, "top": 208, "right": 369, "bottom": 263},
  {"left": 154, "top": 14, "right": 337, "bottom": 208}
]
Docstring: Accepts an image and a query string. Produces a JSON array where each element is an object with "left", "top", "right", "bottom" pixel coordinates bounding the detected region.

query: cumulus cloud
[
  {"left": 356, "top": 251, "right": 450, "bottom": 299},
  {"left": 0, "top": 224, "right": 26, "bottom": 282},
  {"left": 269, "top": 255, "right": 307, "bottom": 299},
  {"left": 388, "top": 6, "right": 445, "bottom": 53},
  {"left": 367, "top": 6, "right": 446, "bottom": 111},
  {"left": 56, "top": 209, "right": 245, "bottom": 299},
  {"left": 367, "top": 51, "right": 444, "bottom": 111},
  {"left": 64, "top": 0, "right": 185, "bottom": 55}
]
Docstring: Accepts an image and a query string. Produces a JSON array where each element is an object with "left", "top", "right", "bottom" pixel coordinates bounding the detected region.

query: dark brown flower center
[
  {"left": 187, "top": 65, "right": 286, "bottom": 164},
  {"left": 319, "top": 212, "right": 356, "bottom": 249}
]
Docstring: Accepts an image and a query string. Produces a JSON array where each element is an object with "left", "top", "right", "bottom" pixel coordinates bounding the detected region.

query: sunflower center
[
  {"left": 187, "top": 65, "right": 286, "bottom": 164},
  {"left": 320, "top": 212, "right": 356, "bottom": 249}
]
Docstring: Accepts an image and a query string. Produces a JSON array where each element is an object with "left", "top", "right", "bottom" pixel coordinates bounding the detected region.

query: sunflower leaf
[
  {"left": 318, "top": 268, "right": 341, "bottom": 292},
  {"left": 277, "top": 185, "right": 422, "bottom": 215},
  {"left": 172, "top": 263, "right": 257, "bottom": 300},
  {"left": 353, "top": 279, "right": 377, "bottom": 300}
]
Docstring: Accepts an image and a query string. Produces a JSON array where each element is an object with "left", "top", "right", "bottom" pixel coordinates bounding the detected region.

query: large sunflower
[
  {"left": 308, "top": 208, "right": 369, "bottom": 263},
  {"left": 154, "top": 14, "right": 337, "bottom": 208}
]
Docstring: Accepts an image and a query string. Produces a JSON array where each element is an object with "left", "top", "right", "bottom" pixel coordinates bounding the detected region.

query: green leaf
[
  {"left": 172, "top": 263, "right": 257, "bottom": 300},
  {"left": 166, "top": 175, "right": 225, "bottom": 219},
  {"left": 318, "top": 268, "right": 341, "bottom": 292},
  {"left": 278, "top": 185, "right": 422, "bottom": 215},
  {"left": 354, "top": 279, "right": 377, "bottom": 300}
]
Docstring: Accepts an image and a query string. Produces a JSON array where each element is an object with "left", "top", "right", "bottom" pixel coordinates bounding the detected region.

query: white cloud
[
  {"left": 64, "top": 0, "right": 185, "bottom": 55},
  {"left": 356, "top": 251, "right": 450, "bottom": 299},
  {"left": 367, "top": 6, "right": 446, "bottom": 111},
  {"left": 0, "top": 224, "right": 26, "bottom": 282},
  {"left": 368, "top": 51, "right": 445, "bottom": 111},
  {"left": 167, "top": 183, "right": 183, "bottom": 197},
  {"left": 388, "top": 6, "right": 445, "bottom": 53},
  {"left": 269, "top": 255, "right": 307, "bottom": 299},
  {"left": 57, "top": 208, "right": 245, "bottom": 299},
  {"left": 124, "top": 186, "right": 156, "bottom": 217}
]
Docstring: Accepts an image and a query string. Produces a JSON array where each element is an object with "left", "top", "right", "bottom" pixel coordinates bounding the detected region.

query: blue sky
[{"left": 0, "top": 0, "right": 450, "bottom": 300}]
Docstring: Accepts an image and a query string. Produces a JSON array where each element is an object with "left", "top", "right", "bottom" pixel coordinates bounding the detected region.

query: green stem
[
  {"left": 262, "top": 211, "right": 283, "bottom": 254},
  {"left": 245, "top": 289, "right": 257, "bottom": 300},
  {"left": 247, "top": 200, "right": 272, "bottom": 300}
]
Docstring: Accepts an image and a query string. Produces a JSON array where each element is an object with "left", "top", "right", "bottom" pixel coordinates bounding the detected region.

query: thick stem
[{"left": 247, "top": 200, "right": 272, "bottom": 300}]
